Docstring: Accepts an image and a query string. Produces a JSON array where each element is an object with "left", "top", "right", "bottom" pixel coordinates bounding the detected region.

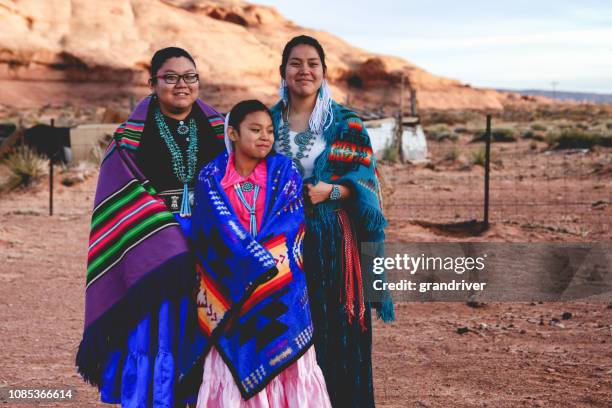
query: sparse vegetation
[
  {"left": 471, "top": 147, "right": 486, "bottom": 166},
  {"left": 426, "top": 125, "right": 457, "bottom": 142},
  {"left": 530, "top": 123, "right": 547, "bottom": 131},
  {"left": 421, "top": 110, "right": 479, "bottom": 126},
  {"left": 381, "top": 138, "right": 398, "bottom": 162},
  {"left": 522, "top": 129, "right": 546, "bottom": 141},
  {"left": 472, "top": 128, "right": 517, "bottom": 142},
  {"left": 444, "top": 146, "right": 461, "bottom": 161},
  {"left": 545, "top": 130, "right": 612, "bottom": 150},
  {"left": 2, "top": 146, "right": 48, "bottom": 189}
]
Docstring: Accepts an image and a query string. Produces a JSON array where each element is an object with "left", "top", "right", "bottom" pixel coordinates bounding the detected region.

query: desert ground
[{"left": 1, "top": 110, "right": 611, "bottom": 407}]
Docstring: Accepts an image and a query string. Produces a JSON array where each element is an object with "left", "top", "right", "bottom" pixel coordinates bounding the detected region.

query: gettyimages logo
[
  {"left": 372, "top": 253, "right": 487, "bottom": 275},
  {"left": 361, "top": 242, "right": 612, "bottom": 302}
]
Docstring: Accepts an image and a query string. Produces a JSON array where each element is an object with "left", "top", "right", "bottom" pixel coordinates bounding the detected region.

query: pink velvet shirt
[{"left": 220, "top": 153, "right": 267, "bottom": 234}]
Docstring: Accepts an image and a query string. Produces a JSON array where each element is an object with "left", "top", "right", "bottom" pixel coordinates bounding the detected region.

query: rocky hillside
[{"left": 0, "top": 0, "right": 539, "bottom": 111}]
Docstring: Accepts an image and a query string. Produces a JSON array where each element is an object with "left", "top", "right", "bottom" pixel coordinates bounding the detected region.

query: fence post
[
  {"left": 396, "top": 72, "right": 405, "bottom": 162},
  {"left": 49, "top": 118, "right": 54, "bottom": 216},
  {"left": 483, "top": 114, "right": 492, "bottom": 229}
]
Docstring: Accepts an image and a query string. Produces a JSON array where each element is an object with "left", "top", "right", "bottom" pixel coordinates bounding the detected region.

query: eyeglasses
[{"left": 153, "top": 73, "right": 199, "bottom": 84}]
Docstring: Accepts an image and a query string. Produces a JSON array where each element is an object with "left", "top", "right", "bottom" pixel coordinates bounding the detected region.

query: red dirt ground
[{"left": 0, "top": 162, "right": 611, "bottom": 407}]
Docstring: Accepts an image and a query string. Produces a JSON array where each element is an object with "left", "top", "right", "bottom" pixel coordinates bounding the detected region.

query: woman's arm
[{"left": 305, "top": 181, "right": 351, "bottom": 205}]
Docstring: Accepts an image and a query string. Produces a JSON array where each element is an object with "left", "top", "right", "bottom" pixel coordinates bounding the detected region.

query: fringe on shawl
[
  {"left": 306, "top": 207, "right": 395, "bottom": 323},
  {"left": 76, "top": 250, "right": 195, "bottom": 387}
]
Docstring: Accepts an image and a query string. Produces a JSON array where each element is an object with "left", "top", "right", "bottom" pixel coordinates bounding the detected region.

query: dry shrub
[
  {"left": 472, "top": 128, "right": 517, "bottom": 142},
  {"left": 530, "top": 123, "right": 547, "bottom": 131},
  {"left": 546, "top": 130, "right": 612, "bottom": 150},
  {"left": 445, "top": 146, "right": 461, "bottom": 162},
  {"left": 3, "top": 146, "right": 48, "bottom": 189},
  {"left": 471, "top": 147, "right": 486, "bottom": 166}
]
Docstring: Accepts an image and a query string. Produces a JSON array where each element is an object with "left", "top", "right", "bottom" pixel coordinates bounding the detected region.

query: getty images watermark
[
  {"left": 372, "top": 253, "right": 488, "bottom": 293},
  {"left": 361, "top": 242, "right": 612, "bottom": 302}
]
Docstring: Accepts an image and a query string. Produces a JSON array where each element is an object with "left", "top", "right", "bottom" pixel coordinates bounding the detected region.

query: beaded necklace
[
  {"left": 154, "top": 107, "right": 199, "bottom": 217},
  {"left": 277, "top": 107, "right": 316, "bottom": 175}
]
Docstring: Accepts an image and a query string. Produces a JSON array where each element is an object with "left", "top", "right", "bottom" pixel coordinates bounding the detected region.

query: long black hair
[{"left": 279, "top": 35, "right": 327, "bottom": 78}]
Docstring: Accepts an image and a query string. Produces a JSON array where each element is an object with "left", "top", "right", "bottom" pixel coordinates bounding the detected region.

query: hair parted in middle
[{"left": 279, "top": 35, "right": 327, "bottom": 78}]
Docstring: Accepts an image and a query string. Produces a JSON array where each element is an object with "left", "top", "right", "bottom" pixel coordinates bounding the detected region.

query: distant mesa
[{"left": 0, "top": 0, "right": 560, "bottom": 111}]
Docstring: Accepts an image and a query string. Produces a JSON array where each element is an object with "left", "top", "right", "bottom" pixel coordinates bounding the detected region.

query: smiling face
[
  {"left": 283, "top": 44, "right": 325, "bottom": 99},
  {"left": 229, "top": 110, "right": 274, "bottom": 160},
  {"left": 149, "top": 56, "right": 199, "bottom": 115}
]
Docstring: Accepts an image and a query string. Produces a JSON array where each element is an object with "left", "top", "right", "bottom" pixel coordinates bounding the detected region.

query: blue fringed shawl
[
  {"left": 270, "top": 100, "right": 395, "bottom": 322},
  {"left": 183, "top": 152, "right": 313, "bottom": 399}
]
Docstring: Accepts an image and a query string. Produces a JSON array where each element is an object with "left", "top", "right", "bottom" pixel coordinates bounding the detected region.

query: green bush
[
  {"left": 472, "top": 128, "right": 517, "bottom": 142},
  {"left": 3, "top": 146, "right": 48, "bottom": 189},
  {"left": 530, "top": 123, "right": 547, "bottom": 131},
  {"left": 471, "top": 148, "right": 486, "bottom": 166},
  {"left": 381, "top": 138, "right": 398, "bottom": 162},
  {"left": 426, "top": 125, "right": 457, "bottom": 142},
  {"left": 445, "top": 146, "right": 460, "bottom": 161},
  {"left": 522, "top": 129, "right": 546, "bottom": 141},
  {"left": 546, "top": 130, "right": 612, "bottom": 149}
]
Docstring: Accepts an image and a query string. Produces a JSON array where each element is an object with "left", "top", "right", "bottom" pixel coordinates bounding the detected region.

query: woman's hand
[
  {"left": 305, "top": 182, "right": 333, "bottom": 205},
  {"left": 305, "top": 182, "right": 350, "bottom": 205}
]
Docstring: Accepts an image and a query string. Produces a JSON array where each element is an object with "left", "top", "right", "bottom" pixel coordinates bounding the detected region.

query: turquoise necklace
[
  {"left": 154, "top": 107, "right": 199, "bottom": 217},
  {"left": 277, "top": 108, "right": 315, "bottom": 176},
  {"left": 234, "top": 183, "right": 260, "bottom": 237}
]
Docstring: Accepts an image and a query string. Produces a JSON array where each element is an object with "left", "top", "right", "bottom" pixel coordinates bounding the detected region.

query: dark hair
[
  {"left": 228, "top": 99, "right": 272, "bottom": 131},
  {"left": 279, "top": 35, "right": 327, "bottom": 79},
  {"left": 149, "top": 47, "right": 196, "bottom": 83}
]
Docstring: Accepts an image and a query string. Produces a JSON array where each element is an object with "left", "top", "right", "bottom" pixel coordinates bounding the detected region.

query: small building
[
  {"left": 70, "top": 123, "right": 119, "bottom": 161},
  {"left": 365, "top": 116, "right": 428, "bottom": 162}
]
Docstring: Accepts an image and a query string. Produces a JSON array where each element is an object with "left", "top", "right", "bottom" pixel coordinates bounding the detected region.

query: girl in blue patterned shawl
[
  {"left": 190, "top": 100, "right": 331, "bottom": 407},
  {"left": 270, "top": 35, "right": 396, "bottom": 408}
]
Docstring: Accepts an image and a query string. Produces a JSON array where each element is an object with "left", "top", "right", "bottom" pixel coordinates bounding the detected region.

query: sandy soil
[{"left": 0, "top": 156, "right": 611, "bottom": 407}]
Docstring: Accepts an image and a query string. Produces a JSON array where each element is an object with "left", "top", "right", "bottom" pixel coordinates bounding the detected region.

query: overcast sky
[{"left": 254, "top": 0, "right": 612, "bottom": 93}]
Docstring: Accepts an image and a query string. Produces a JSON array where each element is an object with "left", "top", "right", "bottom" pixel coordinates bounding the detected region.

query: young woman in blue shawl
[
  {"left": 76, "top": 47, "right": 225, "bottom": 407},
  {"left": 190, "top": 100, "right": 331, "bottom": 407},
  {"left": 269, "top": 35, "right": 396, "bottom": 408}
]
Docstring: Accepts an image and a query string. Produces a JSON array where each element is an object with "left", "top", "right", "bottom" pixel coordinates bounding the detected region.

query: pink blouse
[{"left": 220, "top": 153, "right": 267, "bottom": 234}]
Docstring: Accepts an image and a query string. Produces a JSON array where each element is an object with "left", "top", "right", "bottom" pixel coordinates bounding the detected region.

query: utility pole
[{"left": 551, "top": 81, "right": 559, "bottom": 100}]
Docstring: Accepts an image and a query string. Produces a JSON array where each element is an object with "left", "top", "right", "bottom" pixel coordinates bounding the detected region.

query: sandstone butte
[{"left": 0, "top": 0, "right": 545, "bottom": 111}]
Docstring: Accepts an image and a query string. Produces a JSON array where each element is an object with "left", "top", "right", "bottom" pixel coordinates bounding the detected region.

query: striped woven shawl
[{"left": 76, "top": 96, "right": 225, "bottom": 386}]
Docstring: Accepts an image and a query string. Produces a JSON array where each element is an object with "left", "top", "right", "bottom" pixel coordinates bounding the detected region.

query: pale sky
[{"left": 254, "top": 0, "right": 612, "bottom": 93}]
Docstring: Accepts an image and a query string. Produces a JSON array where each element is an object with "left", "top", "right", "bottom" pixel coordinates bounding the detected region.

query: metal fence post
[
  {"left": 483, "top": 114, "right": 492, "bottom": 229},
  {"left": 49, "top": 118, "right": 54, "bottom": 216}
]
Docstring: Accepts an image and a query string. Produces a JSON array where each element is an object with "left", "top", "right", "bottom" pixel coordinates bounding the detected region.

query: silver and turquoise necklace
[
  {"left": 154, "top": 107, "right": 199, "bottom": 217},
  {"left": 277, "top": 107, "right": 315, "bottom": 175},
  {"left": 233, "top": 182, "right": 260, "bottom": 237}
]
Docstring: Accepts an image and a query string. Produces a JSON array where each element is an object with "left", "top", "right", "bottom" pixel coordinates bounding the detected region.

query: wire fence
[{"left": 388, "top": 116, "right": 611, "bottom": 238}]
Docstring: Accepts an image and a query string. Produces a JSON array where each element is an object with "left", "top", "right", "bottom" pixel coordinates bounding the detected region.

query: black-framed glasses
[{"left": 153, "top": 73, "right": 199, "bottom": 84}]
